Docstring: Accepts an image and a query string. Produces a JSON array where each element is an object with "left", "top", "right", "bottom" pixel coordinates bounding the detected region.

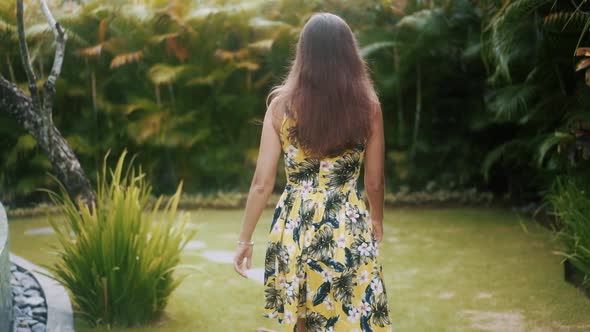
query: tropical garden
[{"left": 0, "top": 0, "right": 589, "bottom": 331}]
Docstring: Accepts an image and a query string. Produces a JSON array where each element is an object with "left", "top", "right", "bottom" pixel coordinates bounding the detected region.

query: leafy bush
[
  {"left": 42, "top": 151, "right": 196, "bottom": 327},
  {"left": 548, "top": 177, "right": 590, "bottom": 286},
  {"left": 384, "top": 188, "right": 493, "bottom": 206}
]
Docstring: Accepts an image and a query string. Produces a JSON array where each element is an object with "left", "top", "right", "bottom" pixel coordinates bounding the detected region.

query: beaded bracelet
[{"left": 237, "top": 240, "right": 254, "bottom": 246}]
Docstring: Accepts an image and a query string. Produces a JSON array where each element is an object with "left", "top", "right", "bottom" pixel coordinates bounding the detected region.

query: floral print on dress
[{"left": 263, "top": 113, "right": 393, "bottom": 332}]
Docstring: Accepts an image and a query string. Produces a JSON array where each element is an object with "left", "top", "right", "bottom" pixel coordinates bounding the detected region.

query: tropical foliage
[
  {"left": 0, "top": 0, "right": 588, "bottom": 205},
  {"left": 480, "top": 0, "right": 590, "bottom": 199},
  {"left": 42, "top": 150, "right": 195, "bottom": 327}
]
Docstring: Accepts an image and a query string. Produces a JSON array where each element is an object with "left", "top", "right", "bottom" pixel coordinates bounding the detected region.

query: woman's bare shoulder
[{"left": 267, "top": 97, "right": 287, "bottom": 135}]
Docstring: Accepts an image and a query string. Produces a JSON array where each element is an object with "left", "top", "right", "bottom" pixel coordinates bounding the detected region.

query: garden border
[
  {"left": 0, "top": 202, "right": 12, "bottom": 332},
  {"left": 10, "top": 254, "right": 74, "bottom": 332}
]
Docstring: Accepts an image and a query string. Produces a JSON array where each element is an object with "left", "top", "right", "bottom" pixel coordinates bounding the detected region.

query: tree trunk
[
  {"left": 393, "top": 45, "right": 405, "bottom": 145},
  {"left": 0, "top": 75, "right": 96, "bottom": 208},
  {"left": 411, "top": 62, "right": 422, "bottom": 159},
  {"left": 0, "top": 0, "right": 96, "bottom": 209}
]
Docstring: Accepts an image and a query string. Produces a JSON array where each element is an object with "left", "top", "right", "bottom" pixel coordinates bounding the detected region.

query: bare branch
[
  {"left": 38, "top": 0, "right": 58, "bottom": 37},
  {"left": 38, "top": 0, "right": 68, "bottom": 121},
  {"left": 38, "top": 0, "right": 67, "bottom": 88},
  {"left": 16, "top": 0, "right": 40, "bottom": 105}
]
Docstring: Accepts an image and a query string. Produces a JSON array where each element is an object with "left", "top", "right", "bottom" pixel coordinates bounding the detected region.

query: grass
[
  {"left": 8, "top": 208, "right": 590, "bottom": 331},
  {"left": 547, "top": 177, "right": 590, "bottom": 286}
]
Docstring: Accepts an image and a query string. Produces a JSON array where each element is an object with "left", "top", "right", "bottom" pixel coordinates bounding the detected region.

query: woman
[{"left": 233, "top": 12, "right": 392, "bottom": 332}]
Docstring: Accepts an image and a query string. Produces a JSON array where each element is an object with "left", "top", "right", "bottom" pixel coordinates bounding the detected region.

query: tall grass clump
[
  {"left": 548, "top": 176, "right": 590, "bottom": 286},
  {"left": 42, "top": 150, "right": 196, "bottom": 327}
]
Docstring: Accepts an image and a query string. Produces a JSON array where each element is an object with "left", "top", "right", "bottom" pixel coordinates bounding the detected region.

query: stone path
[
  {"left": 245, "top": 268, "right": 265, "bottom": 283},
  {"left": 184, "top": 240, "right": 206, "bottom": 250},
  {"left": 200, "top": 250, "right": 234, "bottom": 264},
  {"left": 23, "top": 228, "right": 54, "bottom": 236}
]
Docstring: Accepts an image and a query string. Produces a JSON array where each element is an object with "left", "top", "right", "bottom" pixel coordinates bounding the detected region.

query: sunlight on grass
[{"left": 8, "top": 208, "right": 590, "bottom": 331}]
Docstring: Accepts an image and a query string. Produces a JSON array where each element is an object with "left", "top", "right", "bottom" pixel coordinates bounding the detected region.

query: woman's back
[{"left": 279, "top": 111, "right": 366, "bottom": 194}]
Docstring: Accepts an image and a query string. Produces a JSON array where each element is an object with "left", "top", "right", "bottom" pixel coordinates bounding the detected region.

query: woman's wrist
[
  {"left": 238, "top": 229, "right": 252, "bottom": 241},
  {"left": 370, "top": 217, "right": 383, "bottom": 224},
  {"left": 238, "top": 231, "right": 254, "bottom": 245}
]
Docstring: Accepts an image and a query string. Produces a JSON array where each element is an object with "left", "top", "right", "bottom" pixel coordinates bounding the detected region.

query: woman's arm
[
  {"left": 234, "top": 106, "right": 282, "bottom": 277},
  {"left": 364, "top": 103, "right": 385, "bottom": 242}
]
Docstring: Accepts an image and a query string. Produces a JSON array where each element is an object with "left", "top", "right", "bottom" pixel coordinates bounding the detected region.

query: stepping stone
[
  {"left": 24, "top": 227, "right": 55, "bottom": 236},
  {"left": 438, "top": 291, "right": 455, "bottom": 299},
  {"left": 200, "top": 250, "right": 234, "bottom": 264},
  {"left": 476, "top": 292, "right": 493, "bottom": 299},
  {"left": 461, "top": 310, "right": 525, "bottom": 332},
  {"left": 219, "top": 233, "right": 240, "bottom": 239},
  {"left": 184, "top": 240, "right": 206, "bottom": 251},
  {"left": 246, "top": 268, "right": 264, "bottom": 283},
  {"left": 386, "top": 236, "right": 399, "bottom": 243}
]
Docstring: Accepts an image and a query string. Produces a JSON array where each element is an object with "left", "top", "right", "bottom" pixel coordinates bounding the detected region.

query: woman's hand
[
  {"left": 233, "top": 243, "right": 253, "bottom": 278},
  {"left": 371, "top": 218, "right": 383, "bottom": 244}
]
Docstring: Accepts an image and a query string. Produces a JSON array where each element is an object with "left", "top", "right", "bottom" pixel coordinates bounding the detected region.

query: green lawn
[{"left": 7, "top": 208, "right": 590, "bottom": 331}]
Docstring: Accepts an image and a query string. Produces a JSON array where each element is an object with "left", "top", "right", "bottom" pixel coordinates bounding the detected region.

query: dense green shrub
[
  {"left": 548, "top": 176, "right": 590, "bottom": 286},
  {"left": 1, "top": 0, "right": 588, "bottom": 205},
  {"left": 480, "top": 0, "right": 590, "bottom": 200},
  {"left": 360, "top": 0, "right": 490, "bottom": 191},
  {"left": 42, "top": 151, "right": 196, "bottom": 327}
]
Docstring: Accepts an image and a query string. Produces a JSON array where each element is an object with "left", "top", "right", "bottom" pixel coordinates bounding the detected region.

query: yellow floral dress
[{"left": 263, "top": 113, "right": 393, "bottom": 332}]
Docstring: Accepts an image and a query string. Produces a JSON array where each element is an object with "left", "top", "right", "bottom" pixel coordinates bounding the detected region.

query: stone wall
[{"left": 0, "top": 202, "right": 12, "bottom": 332}]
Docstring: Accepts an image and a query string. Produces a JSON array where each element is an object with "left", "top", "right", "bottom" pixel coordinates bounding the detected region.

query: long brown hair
[{"left": 267, "top": 12, "right": 379, "bottom": 157}]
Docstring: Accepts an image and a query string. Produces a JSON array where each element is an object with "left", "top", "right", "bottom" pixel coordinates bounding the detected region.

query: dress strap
[
  {"left": 280, "top": 100, "right": 294, "bottom": 139},
  {"left": 280, "top": 111, "right": 289, "bottom": 135}
]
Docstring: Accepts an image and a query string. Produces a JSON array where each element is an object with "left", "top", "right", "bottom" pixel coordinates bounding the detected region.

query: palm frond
[
  {"left": 360, "top": 41, "right": 395, "bottom": 59},
  {"left": 147, "top": 64, "right": 193, "bottom": 85},
  {"left": 0, "top": 17, "right": 16, "bottom": 33},
  {"left": 537, "top": 131, "right": 574, "bottom": 167},
  {"left": 249, "top": 17, "right": 290, "bottom": 29},
  {"left": 482, "top": 139, "right": 529, "bottom": 181},
  {"left": 487, "top": 0, "right": 549, "bottom": 81},
  {"left": 187, "top": 2, "right": 261, "bottom": 20},
  {"left": 543, "top": 11, "right": 590, "bottom": 32},
  {"left": 110, "top": 50, "right": 144, "bottom": 69},
  {"left": 486, "top": 83, "right": 537, "bottom": 121}
]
